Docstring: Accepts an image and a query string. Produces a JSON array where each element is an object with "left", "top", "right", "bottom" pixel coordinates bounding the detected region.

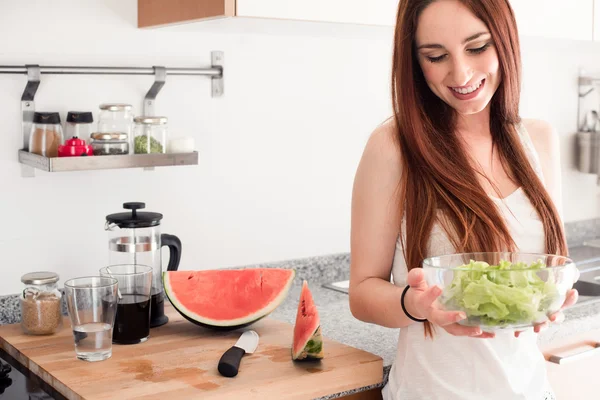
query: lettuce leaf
[{"left": 441, "top": 259, "right": 559, "bottom": 327}]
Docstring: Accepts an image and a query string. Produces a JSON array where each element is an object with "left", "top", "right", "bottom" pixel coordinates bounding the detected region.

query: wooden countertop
[{"left": 0, "top": 304, "right": 382, "bottom": 399}]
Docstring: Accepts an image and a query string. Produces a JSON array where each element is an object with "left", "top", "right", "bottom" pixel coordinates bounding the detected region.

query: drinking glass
[
  {"left": 64, "top": 277, "right": 118, "bottom": 362},
  {"left": 100, "top": 264, "right": 153, "bottom": 344}
]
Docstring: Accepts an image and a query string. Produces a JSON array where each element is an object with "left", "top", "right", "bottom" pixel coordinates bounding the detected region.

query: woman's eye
[
  {"left": 468, "top": 43, "right": 491, "bottom": 54},
  {"left": 426, "top": 54, "right": 447, "bottom": 63}
]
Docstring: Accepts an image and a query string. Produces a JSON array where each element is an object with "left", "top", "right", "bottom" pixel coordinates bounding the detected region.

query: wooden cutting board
[{"left": 0, "top": 304, "right": 383, "bottom": 400}]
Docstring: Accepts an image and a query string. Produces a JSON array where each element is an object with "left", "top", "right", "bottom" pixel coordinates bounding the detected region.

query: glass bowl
[{"left": 422, "top": 252, "right": 577, "bottom": 330}]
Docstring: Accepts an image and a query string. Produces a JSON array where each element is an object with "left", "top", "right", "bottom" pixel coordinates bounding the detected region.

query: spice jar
[
  {"left": 90, "top": 132, "right": 129, "bottom": 155},
  {"left": 29, "top": 112, "right": 64, "bottom": 157},
  {"left": 133, "top": 116, "right": 168, "bottom": 154},
  {"left": 98, "top": 104, "right": 133, "bottom": 152},
  {"left": 20, "top": 272, "right": 63, "bottom": 335},
  {"left": 66, "top": 111, "right": 94, "bottom": 140}
]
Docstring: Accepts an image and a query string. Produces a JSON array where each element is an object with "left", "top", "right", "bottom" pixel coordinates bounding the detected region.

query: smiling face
[{"left": 415, "top": 0, "right": 501, "bottom": 115}]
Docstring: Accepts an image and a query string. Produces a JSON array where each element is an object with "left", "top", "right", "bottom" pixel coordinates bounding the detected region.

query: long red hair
[{"left": 391, "top": 0, "right": 567, "bottom": 337}]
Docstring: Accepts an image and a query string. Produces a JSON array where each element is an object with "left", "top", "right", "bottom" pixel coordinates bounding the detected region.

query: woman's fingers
[
  {"left": 427, "top": 308, "right": 466, "bottom": 327},
  {"left": 473, "top": 331, "right": 496, "bottom": 339},
  {"left": 406, "top": 268, "right": 428, "bottom": 291},
  {"left": 549, "top": 311, "right": 565, "bottom": 324},
  {"left": 561, "top": 289, "right": 578, "bottom": 309},
  {"left": 406, "top": 284, "right": 443, "bottom": 321},
  {"left": 443, "top": 323, "right": 485, "bottom": 337},
  {"left": 419, "top": 285, "right": 443, "bottom": 308},
  {"left": 515, "top": 311, "right": 566, "bottom": 337},
  {"left": 533, "top": 321, "right": 550, "bottom": 333}
]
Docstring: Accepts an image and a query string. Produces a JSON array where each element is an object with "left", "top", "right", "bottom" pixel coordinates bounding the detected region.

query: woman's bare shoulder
[
  {"left": 361, "top": 117, "right": 402, "bottom": 173},
  {"left": 352, "top": 117, "right": 403, "bottom": 220},
  {"left": 521, "top": 118, "right": 558, "bottom": 153}
]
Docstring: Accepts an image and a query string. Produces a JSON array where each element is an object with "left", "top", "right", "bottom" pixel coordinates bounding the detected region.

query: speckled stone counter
[{"left": 3, "top": 246, "right": 600, "bottom": 399}]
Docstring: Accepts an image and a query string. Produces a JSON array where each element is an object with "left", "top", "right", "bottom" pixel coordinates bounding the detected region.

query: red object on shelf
[{"left": 57, "top": 136, "right": 94, "bottom": 157}]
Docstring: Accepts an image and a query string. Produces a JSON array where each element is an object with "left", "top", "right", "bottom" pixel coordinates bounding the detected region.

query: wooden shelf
[{"left": 18, "top": 150, "right": 198, "bottom": 173}]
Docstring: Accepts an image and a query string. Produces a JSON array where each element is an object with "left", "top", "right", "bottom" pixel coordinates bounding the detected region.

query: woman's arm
[
  {"left": 349, "top": 121, "right": 417, "bottom": 328},
  {"left": 349, "top": 122, "right": 479, "bottom": 334}
]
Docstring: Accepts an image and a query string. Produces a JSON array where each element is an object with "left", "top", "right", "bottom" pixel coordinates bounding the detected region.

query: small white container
[{"left": 167, "top": 137, "right": 195, "bottom": 153}]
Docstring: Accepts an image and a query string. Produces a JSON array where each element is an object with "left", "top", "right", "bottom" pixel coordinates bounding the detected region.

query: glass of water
[{"left": 64, "top": 276, "right": 118, "bottom": 362}]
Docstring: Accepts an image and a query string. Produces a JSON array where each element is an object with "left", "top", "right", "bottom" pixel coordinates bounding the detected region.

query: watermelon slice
[
  {"left": 292, "top": 280, "right": 324, "bottom": 361},
  {"left": 163, "top": 268, "right": 295, "bottom": 330}
]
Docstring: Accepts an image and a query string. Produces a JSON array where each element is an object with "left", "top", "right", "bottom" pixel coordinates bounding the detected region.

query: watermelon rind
[
  {"left": 292, "top": 325, "right": 324, "bottom": 361},
  {"left": 163, "top": 269, "right": 295, "bottom": 330}
]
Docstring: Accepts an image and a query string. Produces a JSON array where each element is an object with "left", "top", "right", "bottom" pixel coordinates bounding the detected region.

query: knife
[{"left": 218, "top": 330, "right": 259, "bottom": 378}]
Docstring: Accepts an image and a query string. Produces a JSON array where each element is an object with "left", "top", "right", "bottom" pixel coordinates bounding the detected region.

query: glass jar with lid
[
  {"left": 65, "top": 111, "right": 94, "bottom": 140},
  {"left": 90, "top": 132, "right": 129, "bottom": 156},
  {"left": 133, "top": 116, "right": 168, "bottom": 154},
  {"left": 20, "top": 272, "right": 63, "bottom": 335},
  {"left": 98, "top": 104, "right": 134, "bottom": 153},
  {"left": 29, "top": 112, "right": 64, "bottom": 157}
]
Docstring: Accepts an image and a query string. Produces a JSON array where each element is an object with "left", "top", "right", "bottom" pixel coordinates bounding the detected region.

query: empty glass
[
  {"left": 64, "top": 277, "right": 118, "bottom": 362},
  {"left": 100, "top": 265, "right": 153, "bottom": 345}
]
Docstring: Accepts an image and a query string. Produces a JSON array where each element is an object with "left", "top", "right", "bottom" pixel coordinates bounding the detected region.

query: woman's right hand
[{"left": 404, "top": 268, "right": 495, "bottom": 338}]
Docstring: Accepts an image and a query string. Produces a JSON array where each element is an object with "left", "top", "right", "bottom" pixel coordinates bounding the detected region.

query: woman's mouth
[{"left": 449, "top": 79, "right": 485, "bottom": 100}]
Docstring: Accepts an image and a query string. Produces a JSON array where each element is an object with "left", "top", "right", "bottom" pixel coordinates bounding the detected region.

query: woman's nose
[{"left": 449, "top": 56, "right": 473, "bottom": 86}]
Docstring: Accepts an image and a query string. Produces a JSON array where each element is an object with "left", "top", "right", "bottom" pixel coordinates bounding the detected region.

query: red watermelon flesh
[
  {"left": 163, "top": 268, "right": 295, "bottom": 330},
  {"left": 292, "top": 280, "right": 324, "bottom": 360}
]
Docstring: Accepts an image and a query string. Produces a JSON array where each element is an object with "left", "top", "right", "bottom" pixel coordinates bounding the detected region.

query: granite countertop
[{"left": 3, "top": 246, "right": 600, "bottom": 399}]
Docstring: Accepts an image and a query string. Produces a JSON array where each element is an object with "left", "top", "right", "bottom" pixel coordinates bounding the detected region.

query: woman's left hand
[{"left": 514, "top": 288, "right": 579, "bottom": 337}]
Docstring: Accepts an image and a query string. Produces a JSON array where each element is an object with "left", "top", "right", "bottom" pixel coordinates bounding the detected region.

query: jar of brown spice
[
  {"left": 29, "top": 112, "right": 64, "bottom": 158},
  {"left": 20, "top": 272, "right": 63, "bottom": 335}
]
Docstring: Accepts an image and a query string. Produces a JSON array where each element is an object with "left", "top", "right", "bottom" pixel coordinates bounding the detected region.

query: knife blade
[{"left": 217, "top": 330, "right": 259, "bottom": 377}]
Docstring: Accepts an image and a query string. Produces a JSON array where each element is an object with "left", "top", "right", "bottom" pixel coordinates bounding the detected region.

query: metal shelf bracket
[
  {"left": 211, "top": 51, "right": 224, "bottom": 98},
  {"left": 144, "top": 66, "right": 166, "bottom": 116},
  {"left": 21, "top": 65, "right": 40, "bottom": 177}
]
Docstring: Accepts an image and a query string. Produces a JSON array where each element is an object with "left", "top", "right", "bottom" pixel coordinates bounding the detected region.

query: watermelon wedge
[
  {"left": 163, "top": 268, "right": 295, "bottom": 330},
  {"left": 292, "top": 280, "right": 324, "bottom": 361}
]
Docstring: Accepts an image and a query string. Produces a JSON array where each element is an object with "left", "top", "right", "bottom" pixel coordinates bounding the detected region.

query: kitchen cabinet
[
  {"left": 540, "top": 326, "right": 600, "bottom": 399},
  {"left": 139, "top": 0, "right": 596, "bottom": 42},
  {"left": 138, "top": 0, "right": 399, "bottom": 28},
  {"left": 235, "top": 0, "right": 399, "bottom": 27},
  {"left": 509, "top": 0, "right": 593, "bottom": 41}
]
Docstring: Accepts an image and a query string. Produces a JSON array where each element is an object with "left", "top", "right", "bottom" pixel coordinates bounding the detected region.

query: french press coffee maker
[{"left": 105, "top": 202, "right": 182, "bottom": 327}]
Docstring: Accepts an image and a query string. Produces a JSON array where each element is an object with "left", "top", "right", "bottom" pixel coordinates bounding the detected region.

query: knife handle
[{"left": 218, "top": 346, "right": 246, "bottom": 377}]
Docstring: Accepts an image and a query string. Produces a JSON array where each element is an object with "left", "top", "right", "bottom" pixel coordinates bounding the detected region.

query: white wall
[{"left": 0, "top": 0, "right": 598, "bottom": 295}]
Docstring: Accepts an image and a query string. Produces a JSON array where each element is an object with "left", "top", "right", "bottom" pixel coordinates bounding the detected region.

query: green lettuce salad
[{"left": 442, "top": 259, "right": 560, "bottom": 327}]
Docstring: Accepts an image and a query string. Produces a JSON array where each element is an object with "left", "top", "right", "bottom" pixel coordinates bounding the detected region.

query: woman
[{"left": 349, "top": 1, "right": 579, "bottom": 399}]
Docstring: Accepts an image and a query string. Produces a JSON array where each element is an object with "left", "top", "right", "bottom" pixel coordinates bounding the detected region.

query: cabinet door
[
  {"left": 510, "top": 0, "right": 593, "bottom": 41},
  {"left": 236, "top": 0, "right": 399, "bottom": 27},
  {"left": 540, "top": 327, "right": 600, "bottom": 399}
]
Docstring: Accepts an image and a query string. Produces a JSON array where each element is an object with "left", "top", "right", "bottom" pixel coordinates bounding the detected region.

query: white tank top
[{"left": 383, "top": 124, "right": 556, "bottom": 400}]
